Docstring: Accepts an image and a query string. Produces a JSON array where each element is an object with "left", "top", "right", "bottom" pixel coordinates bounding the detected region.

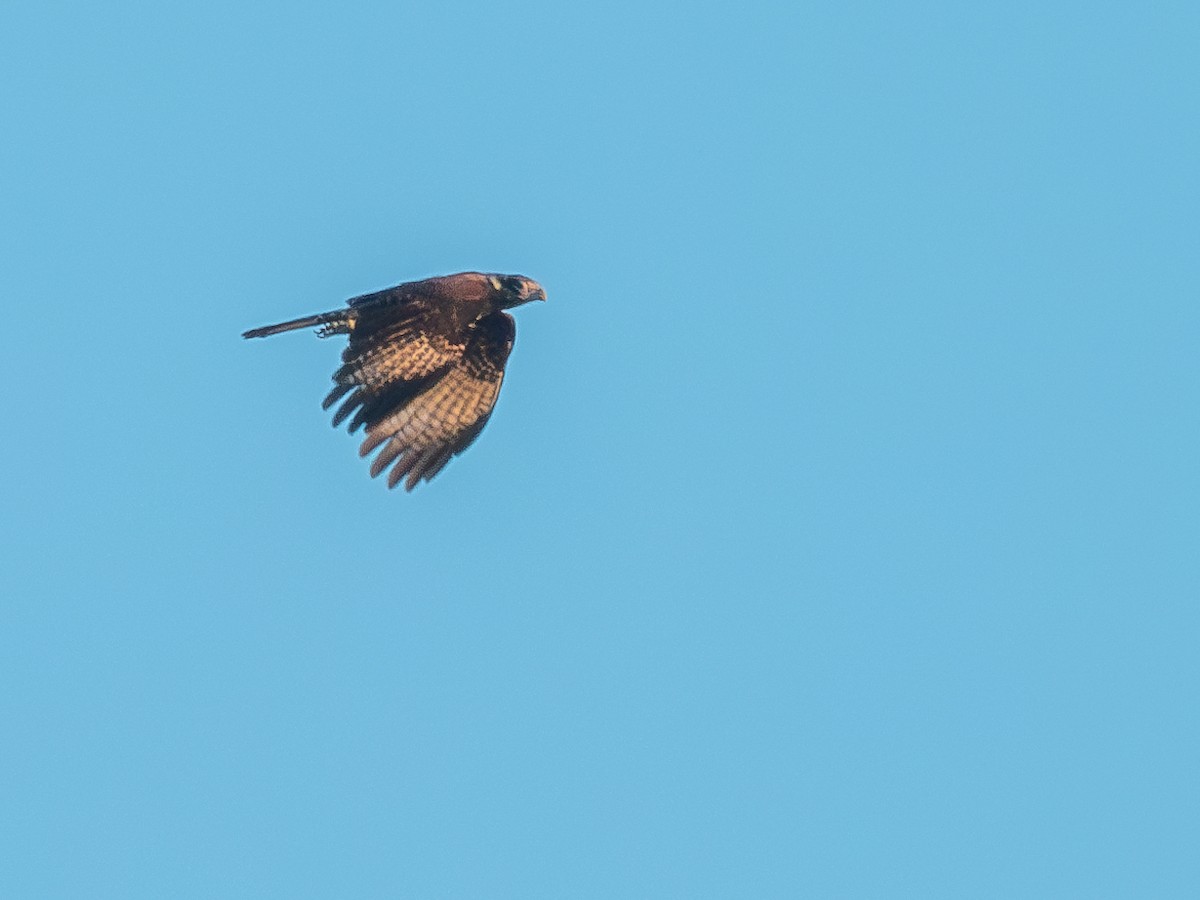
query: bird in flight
[{"left": 243, "top": 271, "right": 546, "bottom": 491}]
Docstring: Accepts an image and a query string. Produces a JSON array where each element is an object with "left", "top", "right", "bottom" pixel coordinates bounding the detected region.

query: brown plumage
[{"left": 243, "top": 272, "right": 546, "bottom": 491}]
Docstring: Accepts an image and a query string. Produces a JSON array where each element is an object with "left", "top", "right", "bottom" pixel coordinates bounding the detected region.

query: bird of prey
[{"left": 243, "top": 271, "right": 546, "bottom": 491}]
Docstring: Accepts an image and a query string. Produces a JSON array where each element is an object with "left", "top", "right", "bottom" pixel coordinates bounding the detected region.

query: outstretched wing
[
  {"left": 321, "top": 302, "right": 467, "bottom": 434},
  {"left": 356, "top": 312, "right": 516, "bottom": 490}
]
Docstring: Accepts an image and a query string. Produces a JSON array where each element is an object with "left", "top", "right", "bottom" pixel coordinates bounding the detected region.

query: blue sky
[{"left": 1, "top": 1, "right": 1197, "bottom": 896}]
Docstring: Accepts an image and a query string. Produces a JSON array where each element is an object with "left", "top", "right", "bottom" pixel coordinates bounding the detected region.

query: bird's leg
[{"left": 316, "top": 318, "right": 355, "bottom": 338}]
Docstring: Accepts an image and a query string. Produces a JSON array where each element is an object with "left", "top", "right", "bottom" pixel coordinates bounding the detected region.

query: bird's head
[{"left": 487, "top": 274, "right": 547, "bottom": 310}]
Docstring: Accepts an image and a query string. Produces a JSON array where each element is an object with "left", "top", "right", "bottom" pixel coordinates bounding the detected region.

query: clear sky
[{"left": 1, "top": 1, "right": 1196, "bottom": 897}]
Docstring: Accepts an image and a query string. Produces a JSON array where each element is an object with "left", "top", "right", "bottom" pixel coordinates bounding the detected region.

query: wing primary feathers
[
  {"left": 330, "top": 391, "right": 364, "bottom": 428},
  {"left": 369, "top": 439, "right": 405, "bottom": 478},
  {"left": 387, "top": 451, "right": 421, "bottom": 490},
  {"left": 359, "top": 429, "right": 390, "bottom": 458},
  {"left": 417, "top": 448, "right": 454, "bottom": 484},
  {"left": 347, "top": 403, "right": 375, "bottom": 434},
  {"left": 322, "top": 383, "right": 353, "bottom": 410}
]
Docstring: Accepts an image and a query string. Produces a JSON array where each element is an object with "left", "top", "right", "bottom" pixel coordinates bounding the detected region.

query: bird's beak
[{"left": 526, "top": 283, "right": 547, "bottom": 303}]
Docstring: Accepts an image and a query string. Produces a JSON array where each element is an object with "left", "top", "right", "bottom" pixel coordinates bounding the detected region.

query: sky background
[{"left": 1, "top": 1, "right": 1197, "bottom": 897}]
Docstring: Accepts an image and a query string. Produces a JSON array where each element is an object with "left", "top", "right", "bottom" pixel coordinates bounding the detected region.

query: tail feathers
[{"left": 242, "top": 310, "right": 349, "bottom": 339}]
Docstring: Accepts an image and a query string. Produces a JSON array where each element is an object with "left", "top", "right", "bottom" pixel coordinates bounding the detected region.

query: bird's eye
[{"left": 500, "top": 276, "right": 523, "bottom": 293}]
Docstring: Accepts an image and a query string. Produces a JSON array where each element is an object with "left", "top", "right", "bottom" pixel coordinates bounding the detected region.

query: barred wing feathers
[
  {"left": 357, "top": 311, "right": 515, "bottom": 490},
  {"left": 322, "top": 304, "right": 467, "bottom": 433}
]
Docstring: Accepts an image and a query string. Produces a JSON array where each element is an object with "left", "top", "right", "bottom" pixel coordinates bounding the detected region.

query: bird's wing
[
  {"left": 357, "top": 311, "right": 516, "bottom": 490},
  {"left": 322, "top": 303, "right": 467, "bottom": 433},
  {"left": 345, "top": 281, "right": 423, "bottom": 308}
]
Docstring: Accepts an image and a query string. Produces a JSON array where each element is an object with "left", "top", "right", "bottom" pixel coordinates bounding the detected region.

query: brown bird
[{"left": 244, "top": 272, "right": 546, "bottom": 491}]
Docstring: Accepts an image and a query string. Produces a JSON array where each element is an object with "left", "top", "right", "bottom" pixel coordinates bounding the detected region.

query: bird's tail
[{"left": 242, "top": 309, "right": 350, "bottom": 339}]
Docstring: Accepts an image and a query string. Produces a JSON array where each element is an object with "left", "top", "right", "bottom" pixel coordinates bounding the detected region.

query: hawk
[{"left": 243, "top": 271, "right": 546, "bottom": 491}]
